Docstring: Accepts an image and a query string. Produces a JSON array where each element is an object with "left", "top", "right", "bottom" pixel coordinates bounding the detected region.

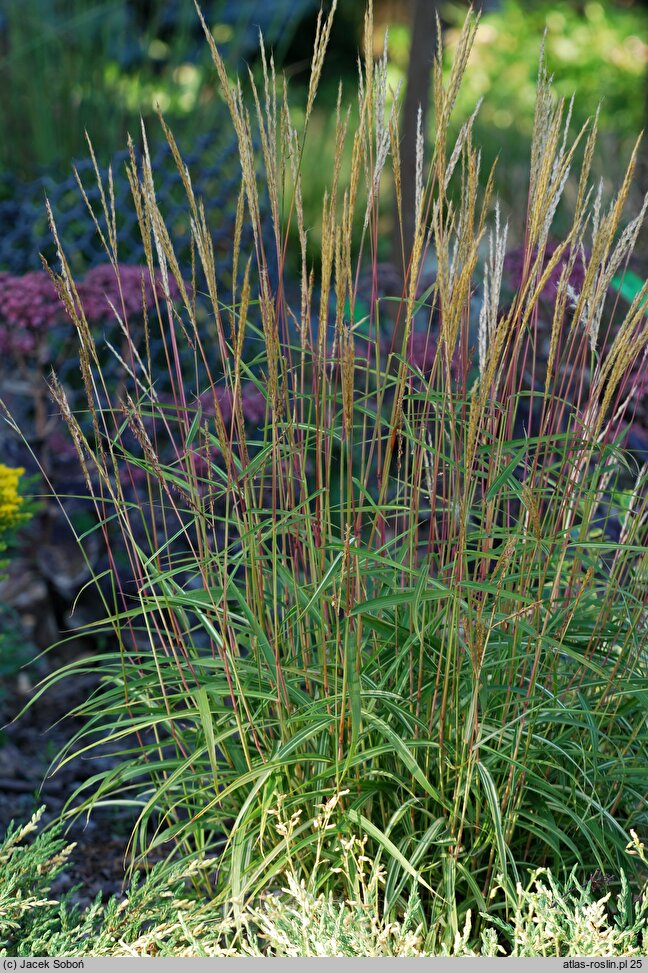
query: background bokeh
[{"left": 0, "top": 0, "right": 646, "bottom": 273}]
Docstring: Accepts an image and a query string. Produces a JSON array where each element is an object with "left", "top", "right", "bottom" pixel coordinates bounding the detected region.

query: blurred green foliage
[
  {"left": 1, "top": 0, "right": 645, "bottom": 253},
  {"left": 285, "top": 0, "right": 648, "bottom": 265},
  {"left": 0, "top": 0, "right": 319, "bottom": 178},
  {"left": 386, "top": 0, "right": 648, "bottom": 237},
  {"left": 444, "top": 1, "right": 647, "bottom": 137}
]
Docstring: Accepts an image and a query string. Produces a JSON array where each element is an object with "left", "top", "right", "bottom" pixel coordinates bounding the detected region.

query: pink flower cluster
[
  {"left": 0, "top": 264, "right": 182, "bottom": 359},
  {"left": 76, "top": 264, "right": 182, "bottom": 322},
  {"left": 350, "top": 331, "right": 439, "bottom": 375},
  {"left": 405, "top": 331, "right": 438, "bottom": 372},
  {"left": 198, "top": 384, "right": 267, "bottom": 428},
  {"left": 503, "top": 242, "right": 587, "bottom": 304},
  {"left": 0, "top": 271, "right": 61, "bottom": 356}
]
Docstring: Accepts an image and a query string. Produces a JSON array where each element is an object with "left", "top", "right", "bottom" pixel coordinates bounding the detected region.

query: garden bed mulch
[{"left": 0, "top": 662, "right": 157, "bottom": 910}]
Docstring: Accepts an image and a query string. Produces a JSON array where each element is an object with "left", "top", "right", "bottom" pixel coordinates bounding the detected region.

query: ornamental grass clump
[{"left": 28, "top": 2, "right": 648, "bottom": 950}]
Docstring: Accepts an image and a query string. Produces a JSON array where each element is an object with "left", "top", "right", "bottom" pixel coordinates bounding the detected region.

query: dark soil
[{"left": 0, "top": 657, "right": 149, "bottom": 910}]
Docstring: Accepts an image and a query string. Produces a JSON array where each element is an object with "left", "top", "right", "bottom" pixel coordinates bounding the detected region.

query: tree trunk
[
  {"left": 392, "top": 0, "right": 442, "bottom": 275},
  {"left": 635, "top": 67, "right": 648, "bottom": 272}
]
